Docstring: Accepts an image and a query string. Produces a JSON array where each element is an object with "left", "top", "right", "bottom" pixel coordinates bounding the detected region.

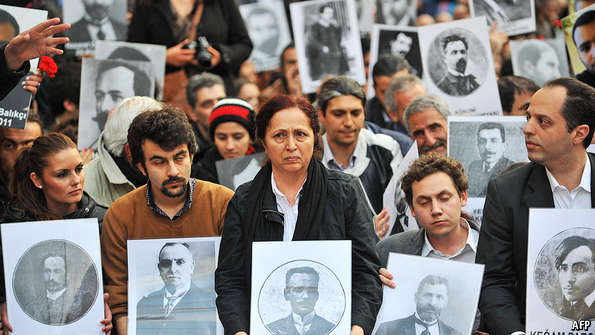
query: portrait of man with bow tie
[{"left": 436, "top": 34, "right": 480, "bottom": 97}]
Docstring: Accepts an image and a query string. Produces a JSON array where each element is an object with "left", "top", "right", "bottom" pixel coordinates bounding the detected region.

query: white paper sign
[
  {"left": 373, "top": 253, "right": 484, "bottom": 335},
  {"left": 469, "top": 0, "right": 536, "bottom": 36},
  {"left": 1, "top": 219, "right": 104, "bottom": 334},
  {"left": 251, "top": 241, "right": 352, "bottom": 335},
  {"left": 527, "top": 209, "right": 595, "bottom": 333},
  {"left": 511, "top": 38, "right": 570, "bottom": 87},
  {"left": 127, "top": 237, "right": 222, "bottom": 335}
]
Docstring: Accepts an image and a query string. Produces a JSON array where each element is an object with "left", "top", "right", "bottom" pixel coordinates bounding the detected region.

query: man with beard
[
  {"left": 136, "top": 242, "right": 216, "bottom": 334},
  {"left": 69, "top": 0, "right": 127, "bottom": 43},
  {"left": 573, "top": 9, "right": 595, "bottom": 88},
  {"left": 101, "top": 108, "right": 234, "bottom": 335},
  {"left": 437, "top": 35, "right": 480, "bottom": 96},
  {"left": 26, "top": 254, "right": 94, "bottom": 325},
  {"left": 375, "top": 275, "right": 462, "bottom": 335},
  {"left": 467, "top": 122, "right": 514, "bottom": 197}
]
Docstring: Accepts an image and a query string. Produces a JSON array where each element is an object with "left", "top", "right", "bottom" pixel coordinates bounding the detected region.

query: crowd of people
[{"left": 0, "top": 0, "right": 595, "bottom": 334}]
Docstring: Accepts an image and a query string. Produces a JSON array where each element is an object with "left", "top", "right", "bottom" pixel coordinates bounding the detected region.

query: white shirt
[
  {"left": 84, "top": 14, "right": 117, "bottom": 41},
  {"left": 292, "top": 311, "right": 315, "bottom": 334},
  {"left": 545, "top": 155, "right": 591, "bottom": 209},
  {"left": 271, "top": 173, "right": 305, "bottom": 241},
  {"left": 421, "top": 218, "right": 479, "bottom": 264},
  {"left": 414, "top": 312, "right": 440, "bottom": 335},
  {"left": 46, "top": 288, "right": 66, "bottom": 301},
  {"left": 162, "top": 282, "right": 191, "bottom": 315}
]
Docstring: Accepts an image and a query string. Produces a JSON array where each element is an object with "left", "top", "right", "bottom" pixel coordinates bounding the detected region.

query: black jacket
[
  {"left": 0, "top": 43, "right": 30, "bottom": 101},
  {"left": 191, "top": 146, "right": 222, "bottom": 184},
  {"left": 215, "top": 170, "right": 382, "bottom": 335},
  {"left": 576, "top": 70, "right": 595, "bottom": 89}
]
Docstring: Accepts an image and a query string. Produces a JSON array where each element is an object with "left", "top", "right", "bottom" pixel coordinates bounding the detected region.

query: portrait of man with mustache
[
  {"left": 436, "top": 34, "right": 480, "bottom": 96},
  {"left": 68, "top": 0, "right": 127, "bottom": 43},
  {"left": 375, "top": 275, "right": 462, "bottom": 335}
]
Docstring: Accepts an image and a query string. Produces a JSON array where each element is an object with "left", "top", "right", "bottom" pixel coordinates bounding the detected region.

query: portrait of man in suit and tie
[
  {"left": 20, "top": 253, "right": 96, "bottom": 325},
  {"left": 136, "top": 242, "right": 217, "bottom": 335},
  {"left": 265, "top": 266, "right": 337, "bottom": 335},
  {"left": 554, "top": 236, "right": 595, "bottom": 321},
  {"left": 67, "top": 0, "right": 127, "bottom": 43},
  {"left": 375, "top": 275, "right": 462, "bottom": 335},
  {"left": 436, "top": 34, "right": 480, "bottom": 96},
  {"left": 467, "top": 122, "right": 514, "bottom": 197}
]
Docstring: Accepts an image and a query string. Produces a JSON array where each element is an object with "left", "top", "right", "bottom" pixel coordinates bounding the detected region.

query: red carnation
[{"left": 39, "top": 56, "right": 58, "bottom": 78}]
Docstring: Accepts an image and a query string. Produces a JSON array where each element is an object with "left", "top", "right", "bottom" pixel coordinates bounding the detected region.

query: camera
[{"left": 183, "top": 36, "right": 212, "bottom": 68}]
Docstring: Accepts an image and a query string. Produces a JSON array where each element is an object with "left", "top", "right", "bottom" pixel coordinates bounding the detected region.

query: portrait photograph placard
[
  {"left": 1, "top": 218, "right": 103, "bottom": 334},
  {"left": 367, "top": 24, "right": 423, "bottom": 98},
  {"left": 63, "top": 0, "right": 128, "bottom": 53},
  {"left": 373, "top": 253, "right": 484, "bottom": 335},
  {"left": 78, "top": 58, "right": 155, "bottom": 150},
  {"left": 215, "top": 152, "right": 266, "bottom": 191},
  {"left": 290, "top": 0, "right": 366, "bottom": 93},
  {"left": 0, "top": 5, "right": 47, "bottom": 130},
  {"left": 448, "top": 116, "right": 528, "bottom": 198},
  {"left": 127, "top": 237, "right": 222, "bottom": 335},
  {"left": 511, "top": 38, "right": 570, "bottom": 87},
  {"left": 527, "top": 209, "right": 595, "bottom": 333},
  {"left": 95, "top": 40, "right": 167, "bottom": 100},
  {"left": 462, "top": 197, "right": 486, "bottom": 227},
  {"left": 239, "top": 0, "right": 292, "bottom": 72},
  {"left": 469, "top": 0, "right": 536, "bottom": 36},
  {"left": 355, "top": 0, "right": 376, "bottom": 35},
  {"left": 251, "top": 241, "right": 351, "bottom": 335},
  {"left": 374, "top": 0, "right": 416, "bottom": 26},
  {"left": 383, "top": 143, "right": 418, "bottom": 236},
  {"left": 418, "top": 17, "right": 502, "bottom": 116},
  {"left": 562, "top": 5, "right": 595, "bottom": 75}
]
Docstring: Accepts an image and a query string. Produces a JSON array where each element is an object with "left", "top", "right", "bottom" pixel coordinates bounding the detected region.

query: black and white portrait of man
[
  {"left": 12, "top": 240, "right": 99, "bottom": 326},
  {"left": 375, "top": 0, "right": 416, "bottom": 26},
  {"left": 376, "top": 27, "right": 423, "bottom": 78},
  {"left": 436, "top": 34, "right": 480, "bottom": 96},
  {"left": 135, "top": 242, "right": 217, "bottom": 335},
  {"left": 375, "top": 275, "right": 462, "bottom": 335},
  {"left": 511, "top": 39, "right": 569, "bottom": 87},
  {"left": 266, "top": 267, "right": 336, "bottom": 335},
  {"left": 64, "top": 0, "right": 127, "bottom": 44}
]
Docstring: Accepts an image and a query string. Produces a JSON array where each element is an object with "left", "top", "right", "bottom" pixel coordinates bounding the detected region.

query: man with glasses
[{"left": 136, "top": 242, "right": 216, "bottom": 334}]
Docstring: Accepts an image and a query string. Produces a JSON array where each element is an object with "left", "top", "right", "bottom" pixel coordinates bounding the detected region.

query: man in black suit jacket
[
  {"left": 136, "top": 242, "right": 217, "bottom": 335},
  {"left": 476, "top": 78, "right": 595, "bottom": 335},
  {"left": 375, "top": 275, "right": 462, "bottom": 335},
  {"left": 266, "top": 266, "right": 336, "bottom": 335},
  {"left": 68, "top": 0, "right": 127, "bottom": 43}
]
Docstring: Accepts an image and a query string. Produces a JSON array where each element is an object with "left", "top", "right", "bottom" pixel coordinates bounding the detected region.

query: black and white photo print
[
  {"left": 418, "top": 18, "right": 502, "bottom": 115},
  {"left": 63, "top": 0, "right": 127, "bottom": 52},
  {"left": 290, "top": 0, "right": 365, "bottom": 93},
  {"left": 239, "top": 0, "right": 292, "bottom": 72},
  {"left": 127, "top": 237, "right": 222, "bottom": 335},
  {"left": 215, "top": 152, "right": 266, "bottom": 191},
  {"left": 448, "top": 116, "right": 528, "bottom": 198},
  {"left": 469, "top": 0, "right": 536, "bottom": 36},
  {"left": 373, "top": 254, "right": 484, "bottom": 335},
  {"left": 0, "top": 5, "right": 47, "bottom": 130},
  {"left": 1, "top": 218, "right": 104, "bottom": 334},
  {"left": 374, "top": 0, "right": 416, "bottom": 26},
  {"left": 527, "top": 209, "right": 595, "bottom": 333},
  {"left": 511, "top": 39, "right": 570, "bottom": 87},
  {"left": 251, "top": 241, "right": 352, "bottom": 334},
  {"left": 78, "top": 58, "right": 155, "bottom": 150},
  {"left": 95, "top": 40, "right": 167, "bottom": 100}
]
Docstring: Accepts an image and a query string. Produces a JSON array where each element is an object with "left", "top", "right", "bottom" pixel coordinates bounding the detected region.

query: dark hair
[
  {"left": 96, "top": 60, "right": 152, "bottom": 97},
  {"left": 361, "top": 36, "right": 371, "bottom": 55},
  {"left": 186, "top": 72, "right": 225, "bottom": 109},
  {"left": 318, "top": 4, "right": 333, "bottom": 13},
  {"left": 572, "top": 9, "right": 595, "bottom": 46},
  {"left": 285, "top": 266, "right": 320, "bottom": 287},
  {"left": 317, "top": 76, "right": 366, "bottom": 115},
  {"left": 544, "top": 78, "right": 595, "bottom": 147},
  {"left": 442, "top": 34, "right": 468, "bottom": 51},
  {"left": 477, "top": 122, "right": 505, "bottom": 142},
  {"left": 127, "top": 107, "right": 198, "bottom": 166},
  {"left": 36, "top": 60, "right": 81, "bottom": 127},
  {"left": 257, "top": 95, "right": 320, "bottom": 141},
  {"left": 0, "top": 9, "right": 19, "bottom": 39},
  {"left": 554, "top": 236, "right": 595, "bottom": 270},
  {"left": 108, "top": 46, "right": 151, "bottom": 62},
  {"left": 498, "top": 76, "right": 539, "bottom": 115},
  {"left": 11, "top": 133, "right": 78, "bottom": 220},
  {"left": 372, "top": 55, "right": 411, "bottom": 86},
  {"left": 401, "top": 153, "right": 469, "bottom": 206},
  {"left": 280, "top": 42, "right": 295, "bottom": 72},
  {"left": 416, "top": 275, "right": 448, "bottom": 294}
]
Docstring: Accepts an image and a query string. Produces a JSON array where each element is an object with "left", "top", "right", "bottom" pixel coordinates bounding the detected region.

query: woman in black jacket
[{"left": 215, "top": 95, "right": 382, "bottom": 335}]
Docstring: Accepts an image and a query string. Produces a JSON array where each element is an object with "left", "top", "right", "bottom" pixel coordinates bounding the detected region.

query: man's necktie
[
  {"left": 164, "top": 296, "right": 177, "bottom": 316},
  {"left": 97, "top": 28, "right": 106, "bottom": 40},
  {"left": 416, "top": 318, "right": 432, "bottom": 335},
  {"left": 570, "top": 300, "right": 589, "bottom": 319}
]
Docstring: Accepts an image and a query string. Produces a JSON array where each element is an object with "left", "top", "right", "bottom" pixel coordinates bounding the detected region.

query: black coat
[
  {"left": 127, "top": 0, "right": 252, "bottom": 89},
  {"left": 476, "top": 153, "right": 595, "bottom": 335},
  {"left": 0, "top": 43, "right": 30, "bottom": 101},
  {"left": 215, "top": 170, "right": 382, "bottom": 335}
]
